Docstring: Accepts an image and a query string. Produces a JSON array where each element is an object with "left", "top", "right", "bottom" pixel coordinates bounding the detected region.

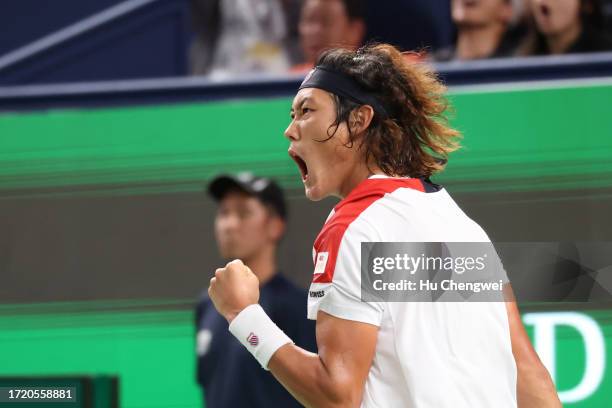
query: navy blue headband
[{"left": 298, "top": 66, "right": 389, "bottom": 118}]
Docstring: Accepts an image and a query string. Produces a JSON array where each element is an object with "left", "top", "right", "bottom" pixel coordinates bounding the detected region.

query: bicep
[
  {"left": 315, "top": 310, "right": 379, "bottom": 403},
  {"left": 267, "top": 310, "right": 378, "bottom": 408}
]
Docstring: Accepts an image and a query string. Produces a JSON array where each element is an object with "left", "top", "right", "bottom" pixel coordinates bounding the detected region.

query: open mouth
[{"left": 288, "top": 149, "right": 309, "bottom": 182}]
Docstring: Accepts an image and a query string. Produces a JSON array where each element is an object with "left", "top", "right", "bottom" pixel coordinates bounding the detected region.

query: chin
[
  {"left": 219, "top": 248, "right": 241, "bottom": 261},
  {"left": 304, "top": 183, "right": 327, "bottom": 202},
  {"left": 305, "top": 190, "right": 324, "bottom": 201},
  {"left": 304, "top": 185, "right": 322, "bottom": 201},
  {"left": 536, "top": 23, "right": 553, "bottom": 34}
]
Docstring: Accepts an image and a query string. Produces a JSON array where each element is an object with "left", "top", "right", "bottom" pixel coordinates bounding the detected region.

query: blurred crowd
[{"left": 189, "top": 0, "right": 612, "bottom": 78}]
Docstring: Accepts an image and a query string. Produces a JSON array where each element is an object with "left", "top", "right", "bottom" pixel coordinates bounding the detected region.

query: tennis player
[{"left": 208, "top": 43, "right": 561, "bottom": 407}]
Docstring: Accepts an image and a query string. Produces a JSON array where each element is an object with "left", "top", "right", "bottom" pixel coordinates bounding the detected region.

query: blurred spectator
[
  {"left": 291, "top": 0, "right": 366, "bottom": 72},
  {"left": 435, "top": 0, "right": 515, "bottom": 61},
  {"left": 190, "top": 0, "right": 291, "bottom": 78},
  {"left": 502, "top": 0, "right": 540, "bottom": 57},
  {"left": 606, "top": 0, "right": 612, "bottom": 36},
  {"left": 196, "top": 172, "right": 316, "bottom": 408},
  {"left": 526, "top": 0, "right": 612, "bottom": 54},
  {"left": 279, "top": 0, "right": 306, "bottom": 65}
]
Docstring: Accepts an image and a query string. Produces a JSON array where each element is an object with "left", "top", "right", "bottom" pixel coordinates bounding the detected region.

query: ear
[
  {"left": 266, "top": 215, "right": 286, "bottom": 242},
  {"left": 349, "top": 104, "right": 375, "bottom": 135}
]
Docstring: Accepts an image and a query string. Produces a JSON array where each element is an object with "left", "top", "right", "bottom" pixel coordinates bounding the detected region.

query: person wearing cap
[
  {"left": 207, "top": 45, "right": 560, "bottom": 408},
  {"left": 195, "top": 172, "right": 316, "bottom": 408}
]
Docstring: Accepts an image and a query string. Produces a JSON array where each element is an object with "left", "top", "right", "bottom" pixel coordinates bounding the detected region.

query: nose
[
  {"left": 284, "top": 119, "right": 299, "bottom": 141},
  {"left": 216, "top": 212, "right": 239, "bottom": 235}
]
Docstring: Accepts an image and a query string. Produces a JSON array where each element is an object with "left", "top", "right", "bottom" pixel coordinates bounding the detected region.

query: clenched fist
[{"left": 208, "top": 259, "right": 260, "bottom": 323}]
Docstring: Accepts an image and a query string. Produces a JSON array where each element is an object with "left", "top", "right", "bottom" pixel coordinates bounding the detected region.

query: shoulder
[
  {"left": 576, "top": 27, "right": 612, "bottom": 52},
  {"left": 313, "top": 179, "right": 425, "bottom": 279},
  {"left": 315, "top": 180, "right": 408, "bottom": 251},
  {"left": 311, "top": 213, "right": 380, "bottom": 287},
  {"left": 316, "top": 180, "right": 434, "bottom": 249}
]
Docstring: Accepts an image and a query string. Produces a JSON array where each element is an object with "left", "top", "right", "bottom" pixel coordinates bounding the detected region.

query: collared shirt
[{"left": 307, "top": 175, "right": 517, "bottom": 408}]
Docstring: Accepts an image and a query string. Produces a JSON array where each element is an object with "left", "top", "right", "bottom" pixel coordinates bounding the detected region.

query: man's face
[
  {"left": 299, "top": 0, "right": 364, "bottom": 63},
  {"left": 285, "top": 87, "right": 362, "bottom": 201},
  {"left": 530, "top": 0, "right": 581, "bottom": 35},
  {"left": 452, "top": 0, "right": 512, "bottom": 27},
  {"left": 214, "top": 190, "right": 280, "bottom": 260}
]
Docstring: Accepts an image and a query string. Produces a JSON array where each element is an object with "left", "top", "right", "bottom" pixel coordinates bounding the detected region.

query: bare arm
[
  {"left": 268, "top": 310, "right": 378, "bottom": 408},
  {"left": 208, "top": 260, "right": 378, "bottom": 407},
  {"left": 504, "top": 285, "right": 562, "bottom": 408}
]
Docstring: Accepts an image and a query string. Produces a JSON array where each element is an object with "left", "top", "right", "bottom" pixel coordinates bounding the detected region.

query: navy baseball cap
[{"left": 208, "top": 172, "right": 288, "bottom": 221}]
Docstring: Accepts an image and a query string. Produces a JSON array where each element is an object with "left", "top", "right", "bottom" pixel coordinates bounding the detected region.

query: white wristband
[{"left": 228, "top": 304, "right": 294, "bottom": 370}]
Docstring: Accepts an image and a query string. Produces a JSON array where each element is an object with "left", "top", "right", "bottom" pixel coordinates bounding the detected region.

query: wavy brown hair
[{"left": 316, "top": 43, "right": 461, "bottom": 178}]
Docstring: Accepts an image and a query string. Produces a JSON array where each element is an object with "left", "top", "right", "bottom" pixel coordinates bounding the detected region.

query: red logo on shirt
[{"left": 247, "top": 332, "right": 259, "bottom": 346}]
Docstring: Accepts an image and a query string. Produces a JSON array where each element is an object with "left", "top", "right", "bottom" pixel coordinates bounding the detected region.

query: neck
[
  {"left": 243, "top": 244, "right": 277, "bottom": 286},
  {"left": 338, "top": 162, "right": 385, "bottom": 199},
  {"left": 456, "top": 23, "right": 506, "bottom": 60},
  {"left": 546, "top": 21, "right": 582, "bottom": 54}
]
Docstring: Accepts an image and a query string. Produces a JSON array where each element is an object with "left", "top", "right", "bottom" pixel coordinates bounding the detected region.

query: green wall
[
  {"left": 1, "top": 302, "right": 611, "bottom": 407},
  {"left": 0, "top": 301, "right": 200, "bottom": 408},
  {"left": 0, "top": 80, "right": 611, "bottom": 198}
]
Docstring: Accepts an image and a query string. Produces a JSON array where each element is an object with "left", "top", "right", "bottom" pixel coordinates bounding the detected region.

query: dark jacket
[{"left": 532, "top": 25, "right": 612, "bottom": 55}]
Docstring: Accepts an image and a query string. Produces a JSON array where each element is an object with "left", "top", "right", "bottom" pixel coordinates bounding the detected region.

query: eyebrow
[{"left": 290, "top": 96, "right": 310, "bottom": 114}]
